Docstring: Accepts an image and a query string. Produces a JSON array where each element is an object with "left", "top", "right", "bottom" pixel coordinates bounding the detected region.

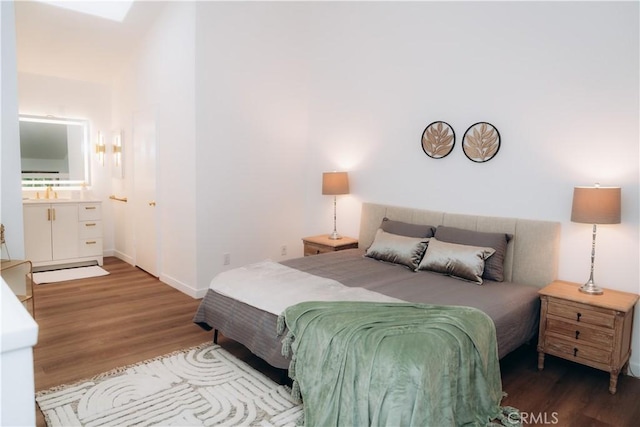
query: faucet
[{"left": 45, "top": 186, "right": 52, "bottom": 199}]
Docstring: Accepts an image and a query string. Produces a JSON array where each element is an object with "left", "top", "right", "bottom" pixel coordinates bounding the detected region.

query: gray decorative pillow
[
  {"left": 416, "top": 238, "right": 496, "bottom": 284},
  {"left": 380, "top": 218, "right": 436, "bottom": 238},
  {"left": 365, "top": 229, "right": 429, "bottom": 270},
  {"left": 434, "top": 226, "right": 512, "bottom": 282}
]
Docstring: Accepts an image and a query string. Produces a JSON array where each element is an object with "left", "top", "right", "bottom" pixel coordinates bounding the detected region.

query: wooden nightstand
[
  {"left": 537, "top": 280, "right": 638, "bottom": 394},
  {"left": 302, "top": 235, "right": 358, "bottom": 256}
]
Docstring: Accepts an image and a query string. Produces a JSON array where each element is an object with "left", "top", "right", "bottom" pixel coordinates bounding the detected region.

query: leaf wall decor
[
  {"left": 421, "top": 121, "right": 455, "bottom": 159},
  {"left": 462, "top": 122, "right": 501, "bottom": 162}
]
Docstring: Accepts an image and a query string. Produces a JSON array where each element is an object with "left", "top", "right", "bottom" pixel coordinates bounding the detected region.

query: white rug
[
  {"left": 36, "top": 343, "right": 303, "bottom": 427},
  {"left": 33, "top": 266, "right": 110, "bottom": 284}
]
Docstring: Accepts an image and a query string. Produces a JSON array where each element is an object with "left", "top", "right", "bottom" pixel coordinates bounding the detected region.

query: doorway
[{"left": 132, "top": 108, "right": 158, "bottom": 276}]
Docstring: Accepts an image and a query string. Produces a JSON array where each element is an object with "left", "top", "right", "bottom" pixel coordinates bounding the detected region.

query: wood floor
[{"left": 32, "top": 257, "right": 640, "bottom": 426}]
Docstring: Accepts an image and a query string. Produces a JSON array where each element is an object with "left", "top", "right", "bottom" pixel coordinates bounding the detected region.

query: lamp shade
[
  {"left": 571, "top": 186, "right": 621, "bottom": 224},
  {"left": 322, "top": 172, "right": 349, "bottom": 195}
]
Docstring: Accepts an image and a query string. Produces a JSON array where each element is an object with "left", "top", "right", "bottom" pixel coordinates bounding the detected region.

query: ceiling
[{"left": 14, "top": 0, "right": 165, "bottom": 85}]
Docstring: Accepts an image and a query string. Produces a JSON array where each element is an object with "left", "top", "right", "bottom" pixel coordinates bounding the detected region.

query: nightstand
[
  {"left": 302, "top": 235, "right": 358, "bottom": 256},
  {"left": 537, "top": 280, "right": 638, "bottom": 394}
]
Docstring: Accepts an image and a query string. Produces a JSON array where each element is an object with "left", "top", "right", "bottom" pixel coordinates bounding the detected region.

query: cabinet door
[
  {"left": 51, "top": 204, "right": 79, "bottom": 261},
  {"left": 23, "top": 204, "right": 53, "bottom": 262}
]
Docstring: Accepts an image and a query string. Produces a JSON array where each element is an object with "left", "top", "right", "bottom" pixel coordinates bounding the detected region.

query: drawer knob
[
  {"left": 576, "top": 312, "right": 582, "bottom": 322},
  {"left": 573, "top": 348, "right": 578, "bottom": 357},
  {"left": 575, "top": 330, "right": 580, "bottom": 340}
]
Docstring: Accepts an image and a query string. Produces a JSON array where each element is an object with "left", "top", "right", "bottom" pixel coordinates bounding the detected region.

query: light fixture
[
  {"left": 570, "top": 184, "right": 621, "bottom": 295},
  {"left": 95, "top": 132, "right": 106, "bottom": 165},
  {"left": 113, "top": 132, "right": 122, "bottom": 167},
  {"left": 322, "top": 171, "right": 350, "bottom": 240}
]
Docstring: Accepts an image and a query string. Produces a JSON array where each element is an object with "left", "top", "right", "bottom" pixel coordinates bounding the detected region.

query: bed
[{"left": 193, "top": 202, "right": 560, "bottom": 371}]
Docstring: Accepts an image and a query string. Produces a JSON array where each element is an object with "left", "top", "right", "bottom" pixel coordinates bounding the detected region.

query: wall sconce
[
  {"left": 95, "top": 131, "right": 106, "bottom": 165},
  {"left": 113, "top": 132, "right": 122, "bottom": 167}
]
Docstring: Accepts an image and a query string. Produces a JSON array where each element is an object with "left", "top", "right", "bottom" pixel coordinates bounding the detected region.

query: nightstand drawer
[
  {"left": 302, "top": 235, "right": 358, "bottom": 257},
  {"left": 547, "top": 299, "right": 615, "bottom": 328},
  {"left": 304, "top": 242, "right": 333, "bottom": 256},
  {"left": 544, "top": 335, "right": 611, "bottom": 365},
  {"left": 546, "top": 317, "right": 614, "bottom": 347}
]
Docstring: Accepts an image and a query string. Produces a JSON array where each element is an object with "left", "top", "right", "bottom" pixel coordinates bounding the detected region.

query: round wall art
[
  {"left": 421, "top": 121, "right": 455, "bottom": 159},
  {"left": 462, "top": 122, "right": 501, "bottom": 163}
]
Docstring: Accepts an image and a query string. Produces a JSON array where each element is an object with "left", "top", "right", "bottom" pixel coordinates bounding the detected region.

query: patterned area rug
[{"left": 36, "top": 343, "right": 303, "bottom": 426}]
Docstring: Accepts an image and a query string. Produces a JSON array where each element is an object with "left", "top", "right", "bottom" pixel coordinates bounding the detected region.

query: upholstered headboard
[{"left": 359, "top": 202, "right": 560, "bottom": 288}]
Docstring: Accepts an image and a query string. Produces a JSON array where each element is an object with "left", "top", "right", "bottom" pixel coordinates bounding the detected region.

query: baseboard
[
  {"left": 159, "top": 273, "right": 199, "bottom": 299},
  {"left": 112, "top": 251, "right": 134, "bottom": 266},
  {"left": 32, "top": 256, "right": 102, "bottom": 271},
  {"left": 32, "top": 260, "right": 98, "bottom": 273},
  {"left": 108, "top": 253, "right": 199, "bottom": 298},
  {"left": 628, "top": 360, "right": 640, "bottom": 378}
]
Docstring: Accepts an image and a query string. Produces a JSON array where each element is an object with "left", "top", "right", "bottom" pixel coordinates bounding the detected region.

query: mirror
[{"left": 19, "top": 115, "right": 90, "bottom": 188}]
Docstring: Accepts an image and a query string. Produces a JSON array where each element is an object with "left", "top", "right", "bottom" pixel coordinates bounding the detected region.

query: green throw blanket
[{"left": 279, "top": 301, "right": 504, "bottom": 427}]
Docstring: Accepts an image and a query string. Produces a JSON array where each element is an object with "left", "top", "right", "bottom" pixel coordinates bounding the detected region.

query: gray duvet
[{"left": 193, "top": 249, "right": 540, "bottom": 369}]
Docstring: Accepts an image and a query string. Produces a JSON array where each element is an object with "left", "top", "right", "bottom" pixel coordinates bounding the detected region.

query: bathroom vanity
[{"left": 23, "top": 199, "right": 103, "bottom": 268}]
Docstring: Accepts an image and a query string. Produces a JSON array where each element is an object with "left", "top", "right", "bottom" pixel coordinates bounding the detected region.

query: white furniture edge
[
  {"left": 1, "top": 278, "right": 39, "bottom": 426},
  {"left": 22, "top": 198, "right": 101, "bottom": 204}
]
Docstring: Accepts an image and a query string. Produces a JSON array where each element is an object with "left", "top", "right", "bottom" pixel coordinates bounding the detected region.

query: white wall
[
  {"left": 1, "top": 4, "right": 37, "bottom": 424},
  {"left": 191, "top": 1, "right": 639, "bottom": 368},
  {"left": 112, "top": 1, "right": 197, "bottom": 294},
  {"left": 194, "top": 1, "right": 309, "bottom": 293},
  {"left": 1, "top": 0, "right": 25, "bottom": 260}
]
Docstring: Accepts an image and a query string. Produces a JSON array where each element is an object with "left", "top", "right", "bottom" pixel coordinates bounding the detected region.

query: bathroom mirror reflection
[{"left": 19, "top": 115, "right": 90, "bottom": 188}]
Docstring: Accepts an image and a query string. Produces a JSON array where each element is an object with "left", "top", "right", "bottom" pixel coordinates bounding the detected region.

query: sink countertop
[{"left": 23, "top": 198, "right": 100, "bottom": 204}]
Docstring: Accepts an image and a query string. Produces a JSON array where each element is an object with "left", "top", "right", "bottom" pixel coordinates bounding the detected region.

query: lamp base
[
  {"left": 328, "top": 231, "right": 342, "bottom": 240},
  {"left": 579, "top": 281, "right": 603, "bottom": 295}
]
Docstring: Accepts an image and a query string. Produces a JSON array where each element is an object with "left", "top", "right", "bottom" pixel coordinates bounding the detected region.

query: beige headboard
[{"left": 359, "top": 202, "right": 560, "bottom": 288}]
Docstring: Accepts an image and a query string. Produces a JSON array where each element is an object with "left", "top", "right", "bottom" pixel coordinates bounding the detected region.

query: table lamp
[
  {"left": 570, "top": 184, "right": 621, "bottom": 295},
  {"left": 322, "top": 172, "right": 349, "bottom": 240}
]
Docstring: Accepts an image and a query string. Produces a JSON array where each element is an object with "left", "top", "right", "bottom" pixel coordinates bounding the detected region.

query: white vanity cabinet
[
  {"left": 77, "top": 203, "right": 103, "bottom": 258},
  {"left": 23, "top": 201, "right": 103, "bottom": 267}
]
